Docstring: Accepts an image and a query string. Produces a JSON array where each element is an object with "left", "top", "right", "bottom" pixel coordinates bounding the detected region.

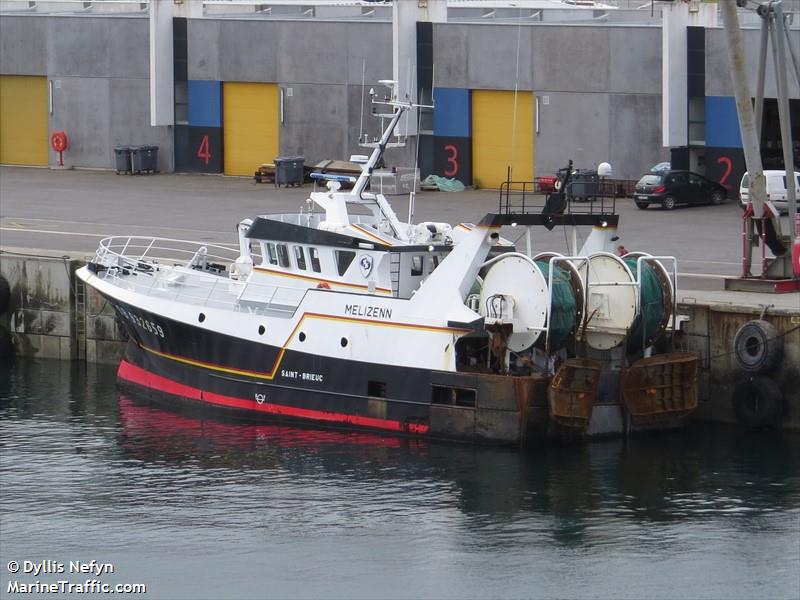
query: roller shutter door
[
  {"left": 472, "top": 90, "right": 533, "bottom": 189},
  {"left": 223, "top": 82, "right": 279, "bottom": 176},
  {"left": 0, "top": 76, "right": 48, "bottom": 166}
]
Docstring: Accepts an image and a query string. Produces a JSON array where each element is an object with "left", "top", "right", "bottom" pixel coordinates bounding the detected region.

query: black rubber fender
[
  {"left": 733, "top": 319, "right": 784, "bottom": 374},
  {"left": 731, "top": 376, "right": 783, "bottom": 427},
  {"left": 0, "top": 274, "right": 9, "bottom": 316}
]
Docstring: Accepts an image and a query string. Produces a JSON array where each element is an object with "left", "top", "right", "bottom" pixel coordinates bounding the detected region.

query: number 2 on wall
[
  {"left": 197, "top": 135, "right": 211, "bottom": 166},
  {"left": 717, "top": 155, "right": 732, "bottom": 190},
  {"left": 444, "top": 144, "right": 458, "bottom": 177}
]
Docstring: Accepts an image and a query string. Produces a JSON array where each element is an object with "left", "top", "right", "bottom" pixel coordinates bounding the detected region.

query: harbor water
[{"left": 1, "top": 359, "right": 798, "bottom": 599}]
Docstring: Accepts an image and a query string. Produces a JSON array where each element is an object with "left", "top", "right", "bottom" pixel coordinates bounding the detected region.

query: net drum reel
[
  {"left": 478, "top": 254, "right": 549, "bottom": 354},
  {"left": 532, "top": 252, "right": 585, "bottom": 353},
  {"left": 621, "top": 253, "right": 677, "bottom": 354},
  {"left": 576, "top": 252, "right": 638, "bottom": 351}
]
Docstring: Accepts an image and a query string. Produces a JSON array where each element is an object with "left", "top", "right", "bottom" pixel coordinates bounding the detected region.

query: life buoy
[
  {"left": 50, "top": 131, "right": 68, "bottom": 153},
  {"left": 733, "top": 319, "right": 784, "bottom": 374},
  {"left": 0, "top": 274, "right": 10, "bottom": 316},
  {"left": 316, "top": 281, "right": 331, "bottom": 289},
  {"left": 731, "top": 376, "right": 783, "bottom": 427}
]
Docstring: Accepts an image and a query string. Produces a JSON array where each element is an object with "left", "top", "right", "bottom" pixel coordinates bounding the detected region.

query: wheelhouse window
[
  {"left": 266, "top": 243, "right": 279, "bottom": 266},
  {"left": 335, "top": 250, "right": 355, "bottom": 276},
  {"left": 276, "top": 244, "right": 290, "bottom": 268},
  {"left": 428, "top": 255, "right": 440, "bottom": 273},
  {"left": 249, "top": 240, "right": 263, "bottom": 265},
  {"left": 411, "top": 255, "right": 423, "bottom": 276},
  {"left": 309, "top": 247, "right": 321, "bottom": 273},
  {"left": 293, "top": 246, "right": 307, "bottom": 270}
]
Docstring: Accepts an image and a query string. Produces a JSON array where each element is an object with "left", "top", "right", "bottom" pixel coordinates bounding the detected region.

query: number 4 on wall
[{"left": 197, "top": 135, "right": 211, "bottom": 166}]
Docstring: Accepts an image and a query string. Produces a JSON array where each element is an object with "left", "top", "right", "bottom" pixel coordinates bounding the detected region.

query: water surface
[{"left": 1, "top": 360, "right": 798, "bottom": 599}]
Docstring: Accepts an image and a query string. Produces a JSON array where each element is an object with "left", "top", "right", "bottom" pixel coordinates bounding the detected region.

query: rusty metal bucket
[
  {"left": 548, "top": 358, "right": 602, "bottom": 430},
  {"left": 621, "top": 352, "right": 699, "bottom": 425}
]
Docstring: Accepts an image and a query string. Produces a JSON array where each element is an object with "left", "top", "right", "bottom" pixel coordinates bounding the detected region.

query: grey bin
[
  {"left": 113, "top": 146, "right": 133, "bottom": 174},
  {"left": 569, "top": 170, "right": 599, "bottom": 201},
  {"left": 274, "top": 156, "right": 304, "bottom": 187},
  {"left": 131, "top": 145, "right": 159, "bottom": 174}
]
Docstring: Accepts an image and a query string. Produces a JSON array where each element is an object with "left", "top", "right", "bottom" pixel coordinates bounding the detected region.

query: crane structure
[{"left": 720, "top": 0, "right": 799, "bottom": 292}]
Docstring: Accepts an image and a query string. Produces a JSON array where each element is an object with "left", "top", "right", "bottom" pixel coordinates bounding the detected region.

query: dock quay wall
[{"left": 2, "top": 251, "right": 798, "bottom": 431}]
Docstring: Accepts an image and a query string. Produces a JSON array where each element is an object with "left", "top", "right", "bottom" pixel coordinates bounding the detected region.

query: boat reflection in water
[{"left": 118, "top": 392, "right": 800, "bottom": 535}]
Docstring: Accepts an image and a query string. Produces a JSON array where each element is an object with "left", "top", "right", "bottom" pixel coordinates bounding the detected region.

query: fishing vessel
[{"left": 77, "top": 82, "right": 698, "bottom": 444}]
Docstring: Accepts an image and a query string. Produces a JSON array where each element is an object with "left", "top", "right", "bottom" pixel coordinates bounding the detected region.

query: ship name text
[{"left": 344, "top": 304, "right": 392, "bottom": 320}]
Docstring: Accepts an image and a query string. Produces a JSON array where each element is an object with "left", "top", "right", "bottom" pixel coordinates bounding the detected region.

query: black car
[{"left": 634, "top": 170, "right": 727, "bottom": 210}]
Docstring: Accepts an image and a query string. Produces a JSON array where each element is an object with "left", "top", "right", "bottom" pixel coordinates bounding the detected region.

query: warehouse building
[{"left": 0, "top": 0, "right": 798, "bottom": 189}]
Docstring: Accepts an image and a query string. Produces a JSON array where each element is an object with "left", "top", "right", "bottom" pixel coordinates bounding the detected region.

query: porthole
[
  {"left": 258, "top": 325, "right": 265, "bottom": 335},
  {"left": 198, "top": 313, "right": 206, "bottom": 323},
  {"left": 340, "top": 337, "right": 348, "bottom": 348},
  {"left": 299, "top": 331, "right": 306, "bottom": 342}
]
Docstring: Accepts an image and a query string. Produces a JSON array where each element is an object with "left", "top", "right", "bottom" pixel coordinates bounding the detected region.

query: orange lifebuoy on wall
[{"left": 50, "top": 131, "right": 68, "bottom": 153}]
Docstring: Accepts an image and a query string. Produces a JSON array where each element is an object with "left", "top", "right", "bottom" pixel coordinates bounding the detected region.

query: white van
[{"left": 739, "top": 170, "right": 800, "bottom": 213}]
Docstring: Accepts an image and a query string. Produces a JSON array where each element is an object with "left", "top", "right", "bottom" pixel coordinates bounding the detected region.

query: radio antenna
[{"left": 359, "top": 59, "right": 366, "bottom": 146}]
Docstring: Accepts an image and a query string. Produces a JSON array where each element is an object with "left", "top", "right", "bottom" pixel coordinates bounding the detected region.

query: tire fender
[
  {"left": 733, "top": 319, "right": 784, "bottom": 374},
  {"left": 731, "top": 376, "right": 783, "bottom": 427}
]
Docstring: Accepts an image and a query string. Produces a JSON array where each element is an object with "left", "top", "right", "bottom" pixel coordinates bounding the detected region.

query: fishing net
[
  {"left": 624, "top": 258, "right": 666, "bottom": 353},
  {"left": 420, "top": 175, "right": 466, "bottom": 192},
  {"left": 535, "top": 261, "right": 577, "bottom": 350}
]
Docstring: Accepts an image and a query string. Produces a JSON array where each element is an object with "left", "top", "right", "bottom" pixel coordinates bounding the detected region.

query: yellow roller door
[
  {"left": 472, "top": 90, "right": 534, "bottom": 189},
  {"left": 0, "top": 76, "right": 48, "bottom": 166},
  {"left": 223, "top": 82, "right": 279, "bottom": 176}
]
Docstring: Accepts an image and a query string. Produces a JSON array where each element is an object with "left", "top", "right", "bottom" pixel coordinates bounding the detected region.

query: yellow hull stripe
[
  {"left": 351, "top": 224, "right": 394, "bottom": 246},
  {"left": 253, "top": 266, "right": 392, "bottom": 295}
]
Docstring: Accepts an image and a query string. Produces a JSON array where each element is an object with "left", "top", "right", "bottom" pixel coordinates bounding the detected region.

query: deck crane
[{"left": 720, "top": 0, "right": 799, "bottom": 291}]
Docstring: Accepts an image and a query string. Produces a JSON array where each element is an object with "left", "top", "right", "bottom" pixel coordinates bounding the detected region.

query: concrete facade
[
  {"left": 187, "top": 19, "right": 399, "bottom": 164},
  {"left": 705, "top": 27, "right": 800, "bottom": 99},
  {"left": 0, "top": 15, "right": 173, "bottom": 171},
  {"left": 0, "top": 13, "right": 797, "bottom": 179}
]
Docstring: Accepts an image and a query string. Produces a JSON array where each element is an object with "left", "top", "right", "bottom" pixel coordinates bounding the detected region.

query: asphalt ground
[{"left": 0, "top": 165, "right": 794, "bottom": 301}]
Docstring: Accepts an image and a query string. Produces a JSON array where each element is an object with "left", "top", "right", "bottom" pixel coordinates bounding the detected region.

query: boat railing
[
  {"left": 89, "top": 236, "right": 307, "bottom": 315},
  {"left": 499, "top": 179, "right": 619, "bottom": 216},
  {"left": 92, "top": 235, "right": 239, "bottom": 271}
]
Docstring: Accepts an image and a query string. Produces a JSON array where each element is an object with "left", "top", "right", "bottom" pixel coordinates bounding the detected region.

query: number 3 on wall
[
  {"left": 444, "top": 144, "right": 458, "bottom": 177},
  {"left": 717, "top": 155, "right": 732, "bottom": 190},
  {"left": 197, "top": 135, "right": 211, "bottom": 166}
]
